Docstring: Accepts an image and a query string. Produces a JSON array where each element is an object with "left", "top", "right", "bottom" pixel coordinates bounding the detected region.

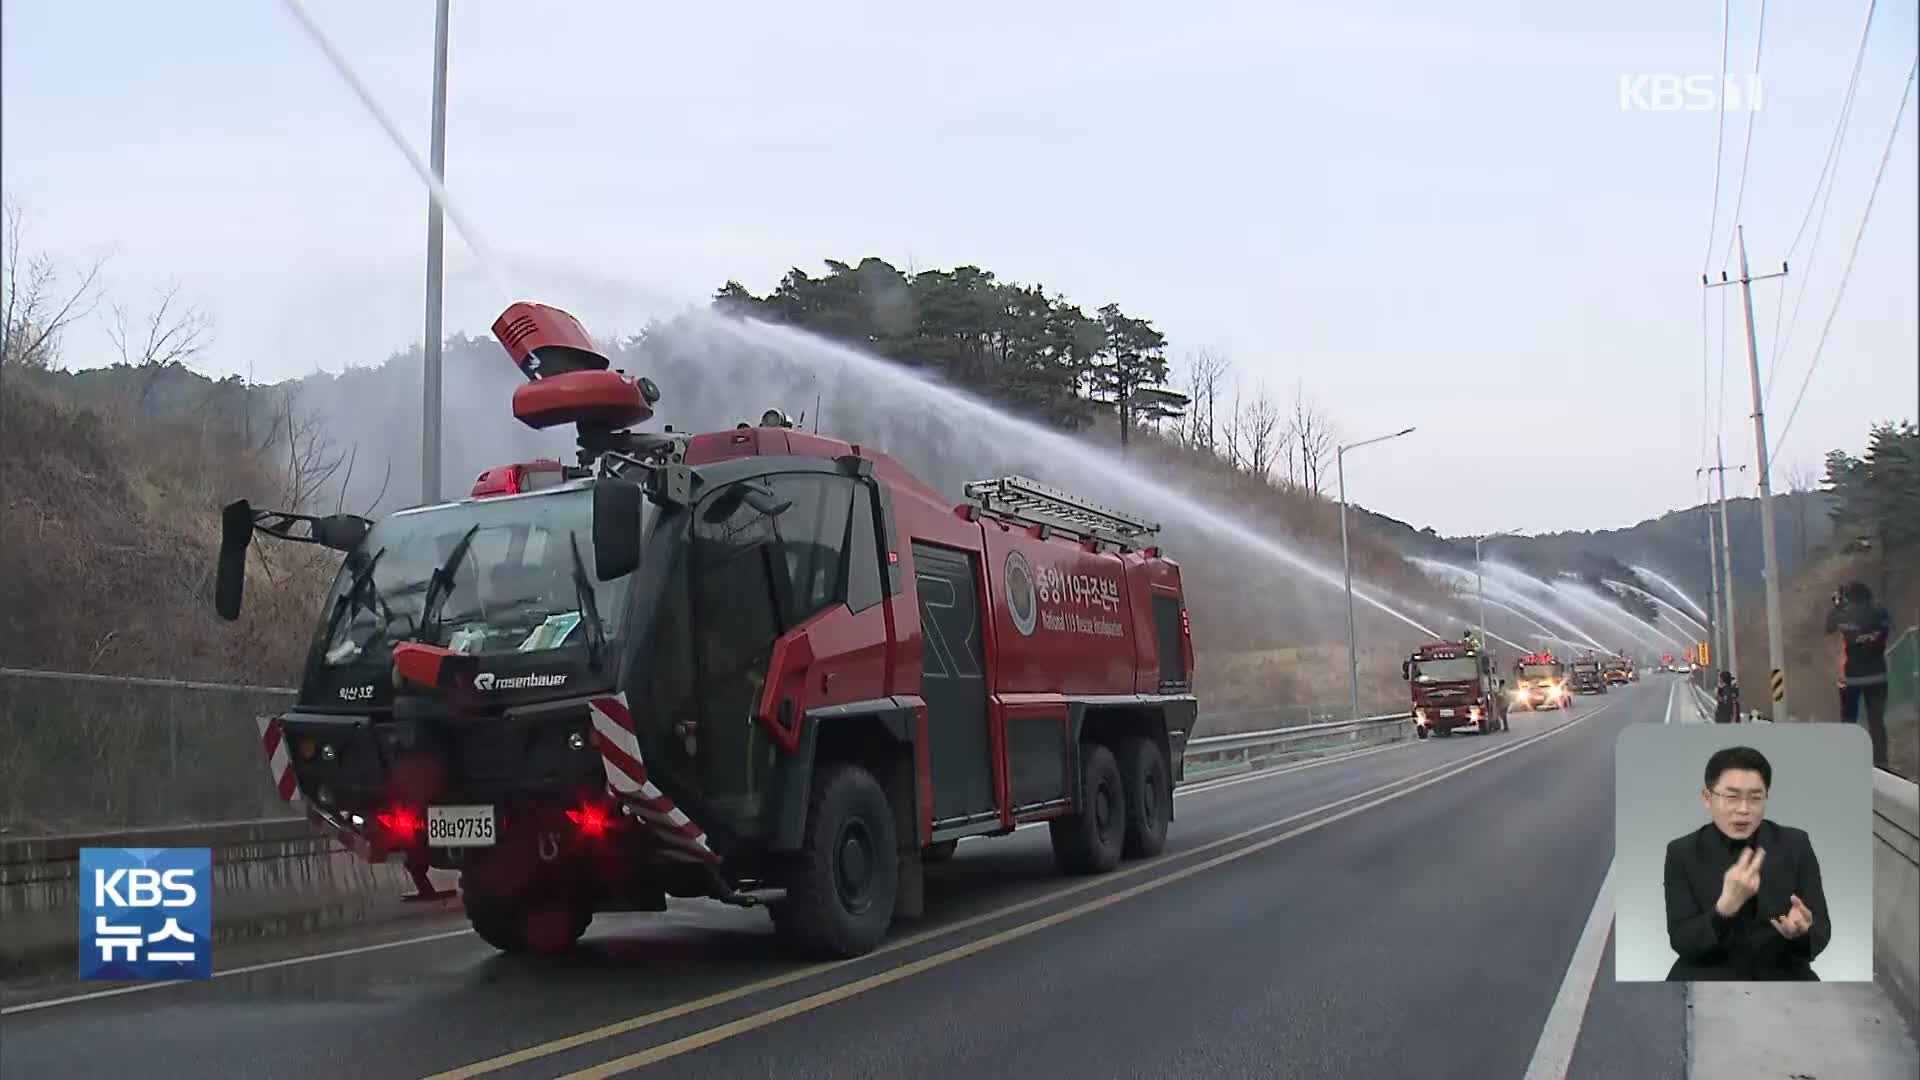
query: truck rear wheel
[
  {"left": 782, "top": 762, "right": 899, "bottom": 959},
  {"left": 1050, "top": 742, "right": 1125, "bottom": 875},
  {"left": 463, "top": 885, "right": 592, "bottom": 956},
  {"left": 1117, "top": 736, "right": 1169, "bottom": 859}
]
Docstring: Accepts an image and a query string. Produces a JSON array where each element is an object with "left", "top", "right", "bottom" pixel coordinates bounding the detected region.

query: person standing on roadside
[
  {"left": 1715, "top": 670, "right": 1741, "bottom": 724},
  {"left": 1825, "top": 581, "right": 1891, "bottom": 768}
]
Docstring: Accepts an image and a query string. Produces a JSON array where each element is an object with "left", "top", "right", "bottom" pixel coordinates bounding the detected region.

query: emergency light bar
[
  {"left": 962, "top": 475, "right": 1162, "bottom": 550},
  {"left": 470, "top": 459, "right": 573, "bottom": 498}
]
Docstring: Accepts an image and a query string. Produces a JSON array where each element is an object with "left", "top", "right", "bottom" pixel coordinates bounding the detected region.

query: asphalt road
[{"left": 3, "top": 681, "right": 1689, "bottom": 1079}]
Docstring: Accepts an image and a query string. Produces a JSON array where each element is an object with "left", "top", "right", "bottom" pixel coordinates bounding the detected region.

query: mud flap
[
  {"left": 402, "top": 853, "right": 454, "bottom": 902},
  {"left": 895, "top": 845, "right": 925, "bottom": 921}
]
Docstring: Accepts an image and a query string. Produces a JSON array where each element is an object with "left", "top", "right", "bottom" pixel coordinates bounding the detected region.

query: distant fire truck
[
  {"left": 1401, "top": 639, "right": 1507, "bottom": 739},
  {"left": 1509, "top": 652, "right": 1571, "bottom": 710}
]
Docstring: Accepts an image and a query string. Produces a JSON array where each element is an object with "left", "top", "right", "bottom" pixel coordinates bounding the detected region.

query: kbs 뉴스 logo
[
  {"left": 79, "top": 847, "right": 212, "bottom": 981},
  {"left": 1004, "top": 549, "right": 1038, "bottom": 637}
]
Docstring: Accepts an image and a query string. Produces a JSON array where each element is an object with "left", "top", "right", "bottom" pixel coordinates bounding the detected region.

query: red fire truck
[
  {"left": 1509, "top": 652, "right": 1571, "bottom": 710},
  {"left": 214, "top": 302, "right": 1198, "bottom": 959},
  {"left": 1401, "top": 639, "right": 1507, "bottom": 739}
]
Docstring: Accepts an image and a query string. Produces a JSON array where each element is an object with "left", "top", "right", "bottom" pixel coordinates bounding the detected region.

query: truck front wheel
[
  {"left": 1118, "top": 736, "right": 1170, "bottom": 859},
  {"left": 782, "top": 762, "right": 899, "bottom": 958},
  {"left": 1050, "top": 742, "right": 1125, "bottom": 875}
]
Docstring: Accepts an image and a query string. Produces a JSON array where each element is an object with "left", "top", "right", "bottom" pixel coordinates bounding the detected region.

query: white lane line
[
  {"left": 1522, "top": 857, "right": 1618, "bottom": 1080},
  {"left": 0, "top": 928, "right": 475, "bottom": 1017},
  {"left": 1664, "top": 679, "right": 1680, "bottom": 725}
]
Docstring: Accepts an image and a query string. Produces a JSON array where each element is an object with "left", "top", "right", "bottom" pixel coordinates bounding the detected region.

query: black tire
[
  {"left": 922, "top": 839, "right": 959, "bottom": 863},
  {"left": 1049, "top": 742, "right": 1125, "bottom": 875},
  {"left": 782, "top": 762, "right": 899, "bottom": 959},
  {"left": 463, "top": 885, "right": 591, "bottom": 956},
  {"left": 1117, "top": 736, "right": 1170, "bottom": 859},
  {"left": 1416, "top": 725, "right": 1429, "bottom": 740}
]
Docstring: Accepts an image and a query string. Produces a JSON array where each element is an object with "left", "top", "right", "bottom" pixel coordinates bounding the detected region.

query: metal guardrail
[{"left": 1183, "top": 713, "right": 1412, "bottom": 775}]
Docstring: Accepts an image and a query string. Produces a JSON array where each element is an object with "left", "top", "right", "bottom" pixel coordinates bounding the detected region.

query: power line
[
  {"left": 1718, "top": 0, "right": 1769, "bottom": 273},
  {"left": 1770, "top": 54, "right": 1916, "bottom": 467},
  {"left": 1700, "top": 0, "right": 1736, "bottom": 274},
  {"left": 1768, "top": 0, "right": 1879, "bottom": 399}
]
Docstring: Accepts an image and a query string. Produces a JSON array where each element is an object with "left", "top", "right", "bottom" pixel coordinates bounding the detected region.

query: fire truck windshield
[
  {"left": 1411, "top": 657, "right": 1480, "bottom": 683},
  {"left": 1520, "top": 663, "right": 1561, "bottom": 681},
  {"left": 318, "top": 487, "right": 634, "bottom": 667}
]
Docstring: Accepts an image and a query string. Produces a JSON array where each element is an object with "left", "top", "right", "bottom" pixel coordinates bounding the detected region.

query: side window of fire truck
[
  {"left": 764, "top": 474, "right": 856, "bottom": 623},
  {"left": 844, "top": 482, "right": 884, "bottom": 613}
]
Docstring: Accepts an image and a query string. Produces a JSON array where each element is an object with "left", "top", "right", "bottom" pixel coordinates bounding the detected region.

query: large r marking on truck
[{"left": 915, "top": 571, "right": 981, "bottom": 681}]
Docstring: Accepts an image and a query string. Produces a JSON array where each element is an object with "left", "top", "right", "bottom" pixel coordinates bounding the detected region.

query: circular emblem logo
[{"left": 1004, "top": 550, "right": 1038, "bottom": 637}]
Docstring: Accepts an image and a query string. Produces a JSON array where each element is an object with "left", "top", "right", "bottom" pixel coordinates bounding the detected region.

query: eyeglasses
[{"left": 1709, "top": 789, "right": 1768, "bottom": 808}]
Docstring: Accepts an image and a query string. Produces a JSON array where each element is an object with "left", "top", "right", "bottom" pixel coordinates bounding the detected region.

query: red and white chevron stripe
[
  {"left": 257, "top": 715, "right": 300, "bottom": 802},
  {"left": 588, "top": 694, "right": 720, "bottom": 864}
]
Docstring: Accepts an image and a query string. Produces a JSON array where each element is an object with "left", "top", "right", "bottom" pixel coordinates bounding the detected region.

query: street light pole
[
  {"left": 420, "top": 0, "right": 450, "bottom": 506},
  {"left": 1338, "top": 426, "right": 1417, "bottom": 720}
]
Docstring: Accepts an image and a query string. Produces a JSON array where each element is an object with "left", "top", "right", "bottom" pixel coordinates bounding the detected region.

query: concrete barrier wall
[
  {"left": 1873, "top": 767, "right": 1920, "bottom": 1015},
  {"left": 0, "top": 818, "right": 457, "bottom": 975}
]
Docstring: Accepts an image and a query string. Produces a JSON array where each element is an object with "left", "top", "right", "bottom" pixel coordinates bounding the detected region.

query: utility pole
[
  {"left": 421, "top": 0, "right": 451, "bottom": 506},
  {"left": 1695, "top": 492, "right": 1721, "bottom": 672},
  {"left": 1706, "top": 227, "right": 1789, "bottom": 718},
  {"left": 1704, "top": 437, "right": 1745, "bottom": 681}
]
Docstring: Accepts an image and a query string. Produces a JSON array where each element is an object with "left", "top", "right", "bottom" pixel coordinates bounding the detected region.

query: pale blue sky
[{"left": 3, "top": 0, "right": 1914, "bottom": 535}]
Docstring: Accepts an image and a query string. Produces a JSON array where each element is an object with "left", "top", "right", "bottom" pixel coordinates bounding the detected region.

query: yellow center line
[
  {"left": 555, "top": 701, "right": 1615, "bottom": 1078},
  {"left": 425, "top": 702, "right": 1613, "bottom": 1080},
  {"left": 422, "top": 735, "right": 1470, "bottom": 1080}
]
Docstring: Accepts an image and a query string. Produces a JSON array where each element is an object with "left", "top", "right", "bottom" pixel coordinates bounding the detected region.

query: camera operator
[{"left": 1825, "top": 581, "right": 1891, "bottom": 768}]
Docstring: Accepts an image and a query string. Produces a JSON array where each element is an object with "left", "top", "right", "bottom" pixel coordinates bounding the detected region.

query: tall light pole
[
  {"left": 1338, "top": 426, "right": 1417, "bottom": 719},
  {"left": 421, "top": 0, "right": 451, "bottom": 506},
  {"left": 1475, "top": 528, "right": 1525, "bottom": 660}
]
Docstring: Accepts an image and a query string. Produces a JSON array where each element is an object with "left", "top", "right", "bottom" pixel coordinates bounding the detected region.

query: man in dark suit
[{"left": 1663, "top": 745, "right": 1831, "bottom": 981}]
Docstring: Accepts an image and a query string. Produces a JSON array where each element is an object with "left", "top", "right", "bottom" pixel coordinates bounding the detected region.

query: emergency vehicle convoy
[
  {"left": 1508, "top": 652, "right": 1571, "bottom": 710},
  {"left": 214, "top": 302, "right": 1198, "bottom": 959},
  {"left": 1400, "top": 639, "right": 1507, "bottom": 739}
]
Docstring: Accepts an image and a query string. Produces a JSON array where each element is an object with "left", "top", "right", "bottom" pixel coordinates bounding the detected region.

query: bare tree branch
[
  {"left": 1234, "top": 385, "right": 1282, "bottom": 481},
  {"left": 2, "top": 194, "right": 109, "bottom": 377},
  {"left": 1290, "top": 383, "right": 1334, "bottom": 497}
]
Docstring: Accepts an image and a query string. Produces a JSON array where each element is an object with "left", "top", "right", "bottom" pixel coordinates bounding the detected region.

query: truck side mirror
[
  {"left": 1400, "top": 660, "right": 1410, "bottom": 681},
  {"left": 215, "top": 500, "right": 254, "bottom": 621},
  {"left": 592, "top": 478, "right": 644, "bottom": 581},
  {"left": 1481, "top": 655, "right": 1492, "bottom": 675}
]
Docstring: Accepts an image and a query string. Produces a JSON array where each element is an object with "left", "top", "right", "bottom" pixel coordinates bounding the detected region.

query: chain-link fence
[{"left": 0, "top": 668, "right": 300, "bottom": 836}]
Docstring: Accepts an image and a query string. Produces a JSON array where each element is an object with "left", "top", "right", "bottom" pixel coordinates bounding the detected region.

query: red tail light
[
  {"left": 566, "top": 805, "right": 610, "bottom": 837},
  {"left": 1180, "top": 606, "right": 1191, "bottom": 638},
  {"left": 376, "top": 807, "right": 422, "bottom": 841}
]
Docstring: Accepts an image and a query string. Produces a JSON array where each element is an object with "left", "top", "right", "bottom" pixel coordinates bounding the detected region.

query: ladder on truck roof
[{"left": 961, "top": 475, "right": 1162, "bottom": 549}]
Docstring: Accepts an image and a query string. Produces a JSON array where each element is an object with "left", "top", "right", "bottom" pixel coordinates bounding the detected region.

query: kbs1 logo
[
  {"left": 79, "top": 848, "right": 212, "bottom": 980},
  {"left": 1619, "top": 74, "right": 1763, "bottom": 113}
]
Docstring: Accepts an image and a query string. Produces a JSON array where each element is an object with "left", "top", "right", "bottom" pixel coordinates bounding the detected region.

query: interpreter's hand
[
  {"left": 1715, "top": 846, "right": 1765, "bottom": 916},
  {"left": 1771, "top": 894, "right": 1814, "bottom": 940}
]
